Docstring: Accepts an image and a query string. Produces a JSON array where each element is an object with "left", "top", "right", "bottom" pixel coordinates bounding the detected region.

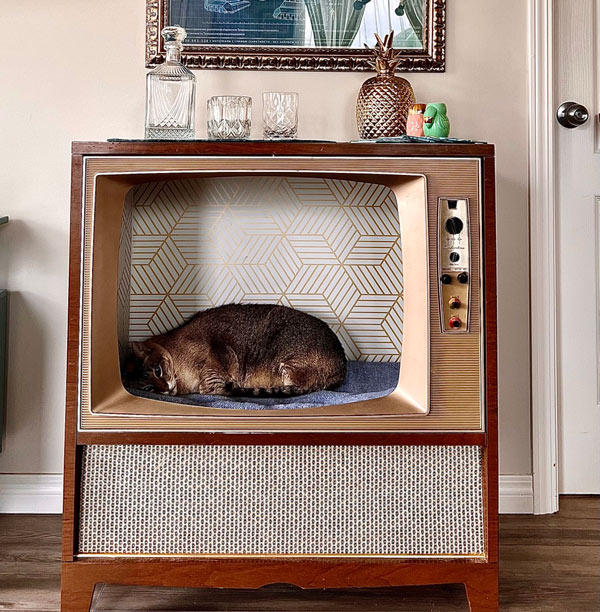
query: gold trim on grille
[{"left": 76, "top": 552, "right": 487, "bottom": 560}]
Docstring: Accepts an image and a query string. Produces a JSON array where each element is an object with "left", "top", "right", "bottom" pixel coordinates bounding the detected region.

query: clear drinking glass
[
  {"left": 262, "top": 92, "right": 299, "bottom": 140},
  {"left": 145, "top": 26, "right": 196, "bottom": 140},
  {"left": 207, "top": 96, "right": 252, "bottom": 140}
]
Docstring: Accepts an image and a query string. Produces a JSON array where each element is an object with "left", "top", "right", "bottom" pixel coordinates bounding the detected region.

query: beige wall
[{"left": 0, "top": 0, "right": 530, "bottom": 475}]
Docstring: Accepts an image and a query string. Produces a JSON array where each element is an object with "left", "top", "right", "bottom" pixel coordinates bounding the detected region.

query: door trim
[{"left": 529, "top": 0, "right": 559, "bottom": 514}]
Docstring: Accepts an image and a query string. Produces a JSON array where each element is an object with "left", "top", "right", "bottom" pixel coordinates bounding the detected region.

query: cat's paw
[{"left": 278, "top": 362, "right": 293, "bottom": 385}]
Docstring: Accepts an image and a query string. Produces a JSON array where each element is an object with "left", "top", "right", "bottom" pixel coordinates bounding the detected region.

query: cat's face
[{"left": 131, "top": 340, "right": 177, "bottom": 395}]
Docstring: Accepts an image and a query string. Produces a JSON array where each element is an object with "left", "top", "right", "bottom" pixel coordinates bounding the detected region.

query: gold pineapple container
[{"left": 356, "top": 32, "right": 416, "bottom": 139}]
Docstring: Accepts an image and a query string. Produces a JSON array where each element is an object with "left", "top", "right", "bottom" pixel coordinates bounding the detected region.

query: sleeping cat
[{"left": 127, "top": 303, "right": 347, "bottom": 397}]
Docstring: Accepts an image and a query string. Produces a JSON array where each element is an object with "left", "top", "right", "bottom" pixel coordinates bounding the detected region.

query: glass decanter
[{"left": 145, "top": 26, "right": 196, "bottom": 140}]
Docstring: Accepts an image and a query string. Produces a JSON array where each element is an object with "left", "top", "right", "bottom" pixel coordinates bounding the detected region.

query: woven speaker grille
[{"left": 79, "top": 445, "right": 484, "bottom": 557}]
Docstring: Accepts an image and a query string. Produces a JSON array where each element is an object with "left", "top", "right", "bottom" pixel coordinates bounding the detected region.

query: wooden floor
[{"left": 0, "top": 496, "right": 598, "bottom": 611}]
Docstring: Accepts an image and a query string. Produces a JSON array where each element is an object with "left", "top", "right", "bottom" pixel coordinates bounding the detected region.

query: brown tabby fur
[{"left": 127, "top": 304, "right": 347, "bottom": 397}]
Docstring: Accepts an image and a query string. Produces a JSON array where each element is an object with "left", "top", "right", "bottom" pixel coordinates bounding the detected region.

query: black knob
[
  {"left": 457, "top": 272, "right": 468, "bottom": 284},
  {"left": 440, "top": 274, "right": 452, "bottom": 285},
  {"left": 445, "top": 217, "right": 464, "bottom": 234},
  {"left": 449, "top": 251, "right": 460, "bottom": 263}
]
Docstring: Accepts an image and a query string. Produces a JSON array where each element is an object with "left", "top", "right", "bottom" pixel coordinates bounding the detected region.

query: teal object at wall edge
[
  {"left": 0, "top": 216, "right": 7, "bottom": 452},
  {"left": 0, "top": 289, "right": 6, "bottom": 452}
]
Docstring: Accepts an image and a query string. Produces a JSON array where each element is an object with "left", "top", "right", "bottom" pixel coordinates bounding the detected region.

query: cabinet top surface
[{"left": 72, "top": 141, "right": 495, "bottom": 158}]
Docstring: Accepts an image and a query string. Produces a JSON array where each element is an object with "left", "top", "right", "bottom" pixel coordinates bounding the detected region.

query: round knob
[
  {"left": 440, "top": 274, "right": 452, "bottom": 285},
  {"left": 445, "top": 217, "right": 464, "bottom": 234},
  {"left": 449, "top": 296, "right": 461, "bottom": 309},
  {"left": 457, "top": 272, "right": 469, "bottom": 284},
  {"left": 449, "top": 316, "right": 461, "bottom": 329},
  {"left": 449, "top": 251, "right": 460, "bottom": 263},
  {"left": 556, "top": 101, "right": 589, "bottom": 129}
]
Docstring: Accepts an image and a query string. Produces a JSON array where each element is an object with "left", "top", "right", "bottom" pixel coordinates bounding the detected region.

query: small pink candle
[{"left": 406, "top": 104, "right": 427, "bottom": 137}]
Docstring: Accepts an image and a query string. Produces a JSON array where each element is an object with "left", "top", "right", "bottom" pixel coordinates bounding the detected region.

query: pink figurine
[{"left": 406, "top": 103, "right": 427, "bottom": 137}]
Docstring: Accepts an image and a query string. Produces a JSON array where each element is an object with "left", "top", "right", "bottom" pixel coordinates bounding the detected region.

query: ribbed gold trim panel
[{"left": 79, "top": 156, "right": 483, "bottom": 432}]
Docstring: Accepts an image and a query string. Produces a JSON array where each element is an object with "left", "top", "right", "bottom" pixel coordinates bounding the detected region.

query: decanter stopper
[
  {"left": 144, "top": 25, "right": 196, "bottom": 140},
  {"left": 162, "top": 25, "right": 187, "bottom": 50}
]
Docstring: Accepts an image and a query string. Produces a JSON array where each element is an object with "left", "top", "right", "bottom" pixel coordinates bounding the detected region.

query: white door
[{"left": 556, "top": 0, "right": 600, "bottom": 493}]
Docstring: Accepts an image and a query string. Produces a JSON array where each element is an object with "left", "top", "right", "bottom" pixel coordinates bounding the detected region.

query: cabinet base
[{"left": 61, "top": 559, "right": 498, "bottom": 612}]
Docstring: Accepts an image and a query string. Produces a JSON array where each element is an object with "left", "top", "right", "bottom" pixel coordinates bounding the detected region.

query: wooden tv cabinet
[{"left": 62, "top": 141, "right": 498, "bottom": 612}]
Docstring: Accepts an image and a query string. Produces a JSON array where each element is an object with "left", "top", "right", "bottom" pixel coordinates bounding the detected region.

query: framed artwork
[{"left": 145, "top": 0, "right": 445, "bottom": 71}]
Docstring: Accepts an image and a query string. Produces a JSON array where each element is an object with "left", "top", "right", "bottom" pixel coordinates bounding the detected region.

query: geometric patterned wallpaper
[{"left": 117, "top": 176, "right": 403, "bottom": 362}]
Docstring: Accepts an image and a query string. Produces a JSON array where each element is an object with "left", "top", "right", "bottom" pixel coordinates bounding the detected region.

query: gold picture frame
[{"left": 145, "top": 0, "right": 446, "bottom": 71}]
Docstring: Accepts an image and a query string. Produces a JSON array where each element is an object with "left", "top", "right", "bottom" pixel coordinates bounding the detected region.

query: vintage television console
[{"left": 61, "top": 141, "right": 498, "bottom": 611}]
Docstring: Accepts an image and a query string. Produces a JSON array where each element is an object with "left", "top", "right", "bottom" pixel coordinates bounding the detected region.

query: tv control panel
[{"left": 438, "top": 198, "right": 470, "bottom": 333}]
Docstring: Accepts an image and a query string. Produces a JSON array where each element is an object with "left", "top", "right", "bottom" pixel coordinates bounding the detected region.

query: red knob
[
  {"left": 449, "top": 296, "right": 461, "bottom": 309},
  {"left": 449, "top": 316, "right": 461, "bottom": 329}
]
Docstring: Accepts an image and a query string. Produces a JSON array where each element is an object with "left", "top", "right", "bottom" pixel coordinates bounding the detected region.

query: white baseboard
[
  {"left": 0, "top": 474, "right": 63, "bottom": 513},
  {"left": 1, "top": 473, "right": 534, "bottom": 515},
  {"left": 498, "top": 474, "right": 534, "bottom": 513}
]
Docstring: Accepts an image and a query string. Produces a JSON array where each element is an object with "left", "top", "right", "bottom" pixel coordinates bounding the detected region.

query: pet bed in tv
[{"left": 126, "top": 360, "right": 400, "bottom": 410}]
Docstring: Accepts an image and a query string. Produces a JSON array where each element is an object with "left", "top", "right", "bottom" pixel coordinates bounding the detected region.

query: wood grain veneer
[{"left": 72, "top": 141, "right": 495, "bottom": 158}]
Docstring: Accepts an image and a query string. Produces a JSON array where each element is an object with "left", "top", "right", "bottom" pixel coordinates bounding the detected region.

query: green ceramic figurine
[{"left": 423, "top": 103, "right": 450, "bottom": 138}]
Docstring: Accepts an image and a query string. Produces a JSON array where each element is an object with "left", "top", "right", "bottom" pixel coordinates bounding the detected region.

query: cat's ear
[
  {"left": 150, "top": 341, "right": 173, "bottom": 369},
  {"left": 132, "top": 341, "right": 152, "bottom": 360}
]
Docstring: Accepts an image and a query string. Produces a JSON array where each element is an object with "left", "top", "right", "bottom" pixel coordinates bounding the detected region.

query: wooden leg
[
  {"left": 61, "top": 571, "right": 98, "bottom": 612},
  {"left": 464, "top": 571, "right": 499, "bottom": 612}
]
